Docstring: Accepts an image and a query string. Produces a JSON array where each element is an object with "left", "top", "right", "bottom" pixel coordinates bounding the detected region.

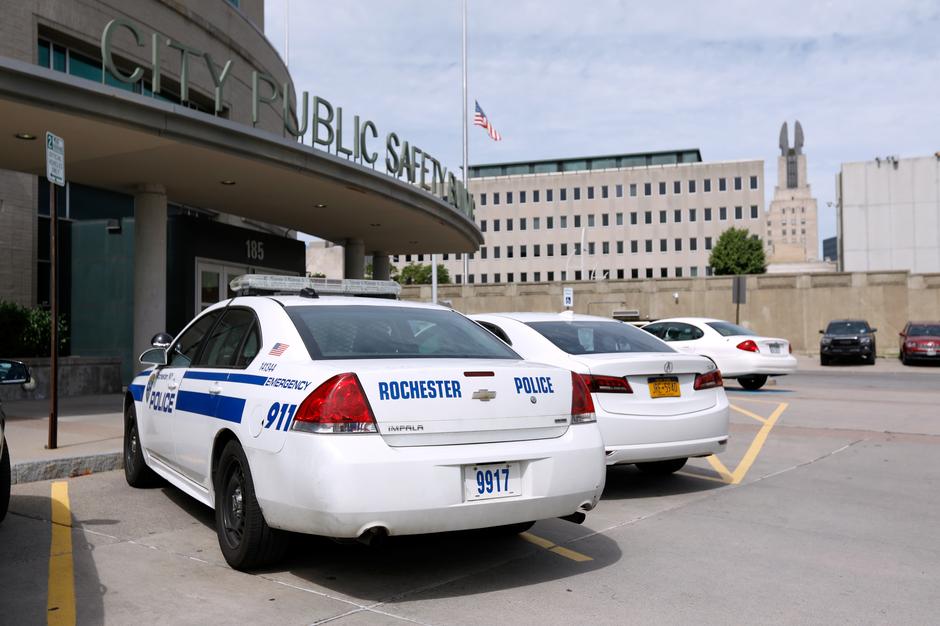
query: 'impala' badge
[{"left": 472, "top": 389, "right": 497, "bottom": 401}]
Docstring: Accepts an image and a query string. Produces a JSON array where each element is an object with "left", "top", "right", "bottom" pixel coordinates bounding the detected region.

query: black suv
[{"left": 819, "top": 320, "right": 877, "bottom": 365}]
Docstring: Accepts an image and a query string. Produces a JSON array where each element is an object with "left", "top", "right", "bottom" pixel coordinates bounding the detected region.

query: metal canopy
[{"left": 0, "top": 58, "right": 481, "bottom": 255}]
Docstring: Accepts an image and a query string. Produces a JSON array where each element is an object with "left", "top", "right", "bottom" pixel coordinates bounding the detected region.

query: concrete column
[
  {"left": 133, "top": 184, "right": 167, "bottom": 362},
  {"left": 372, "top": 253, "right": 390, "bottom": 280},
  {"left": 344, "top": 238, "right": 365, "bottom": 279}
]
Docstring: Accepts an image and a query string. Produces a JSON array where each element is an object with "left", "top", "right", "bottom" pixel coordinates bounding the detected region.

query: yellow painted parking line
[
  {"left": 705, "top": 455, "right": 735, "bottom": 483},
  {"left": 519, "top": 532, "right": 593, "bottom": 562},
  {"left": 729, "top": 402, "right": 787, "bottom": 485},
  {"left": 730, "top": 403, "right": 767, "bottom": 424},
  {"left": 48, "top": 481, "right": 75, "bottom": 625}
]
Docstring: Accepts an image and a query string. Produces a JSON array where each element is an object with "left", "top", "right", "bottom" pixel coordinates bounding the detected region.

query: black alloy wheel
[
  {"left": 214, "top": 440, "right": 288, "bottom": 570},
  {"left": 124, "top": 405, "right": 161, "bottom": 488}
]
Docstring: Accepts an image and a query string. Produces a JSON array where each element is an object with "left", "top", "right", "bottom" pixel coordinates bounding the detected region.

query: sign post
[
  {"left": 46, "top": 132, "right": 64, "bottom": 450},
  {"left": 563, "top": 287, "right": 574, "bottom": 310},
  {"left": 732, "top": 275, "right": 747, "bottom": 325}
]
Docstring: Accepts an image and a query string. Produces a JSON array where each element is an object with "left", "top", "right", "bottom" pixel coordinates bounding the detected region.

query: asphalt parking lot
[{"left": 2, "top": 363, "right": 938, "bottom": 625}]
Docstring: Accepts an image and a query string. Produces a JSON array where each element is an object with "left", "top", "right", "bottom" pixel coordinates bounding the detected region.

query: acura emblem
[
  {"left": 664, "top": 361, "right": 674, "bottom": 374},
  {"left": 472, "top": 389, "right": 497, "bottom": 401}
]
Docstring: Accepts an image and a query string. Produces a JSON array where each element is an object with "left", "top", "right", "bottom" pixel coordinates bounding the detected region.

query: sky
[{"left": 263, "top": 0, "right": 940, "bottom": 254}]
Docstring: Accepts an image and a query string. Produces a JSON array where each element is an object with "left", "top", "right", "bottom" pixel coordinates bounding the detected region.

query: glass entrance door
[{"left": 197, "top": 262, "right": 248, "bottom": 312}]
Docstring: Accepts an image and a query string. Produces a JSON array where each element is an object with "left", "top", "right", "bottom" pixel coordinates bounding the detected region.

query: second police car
[{"left": 126, "top": 276, "right": 606, "bottom": 570}]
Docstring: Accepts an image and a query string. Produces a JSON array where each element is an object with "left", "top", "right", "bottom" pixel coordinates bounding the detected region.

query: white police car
[{"left": 126, "top": 276, "right": 605, "bottom": 570}]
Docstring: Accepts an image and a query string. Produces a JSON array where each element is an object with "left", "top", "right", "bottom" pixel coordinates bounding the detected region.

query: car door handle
[
  {"left": 209, "top": 384, "right": 222, "bottom": 395},
  {"left": 167, "top": 382, "right": 178, "bottom": 390}
]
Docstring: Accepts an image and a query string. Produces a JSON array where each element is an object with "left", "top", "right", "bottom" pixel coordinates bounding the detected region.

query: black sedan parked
[{"left": 820, "top": 320, "right": 877, "bottom": 365}]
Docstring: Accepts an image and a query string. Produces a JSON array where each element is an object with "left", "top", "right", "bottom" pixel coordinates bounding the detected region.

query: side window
[
  {"left": 235, "top": 322, "right": 261, "bottom": 368},
  {"left": 168, "top": 311, "right": 222, "bottom": 368},
  {"left": 643, "top": 323, "right": 666, "bottom": 339},
  {"left": 477, "top": 321, "right": 512, "bottom": 346},
  {"left": 674, "top": 323, "right": 704, "bottom": 341},
  {"left": 196, "top": 309, "right": 258, "bottom": 369}
]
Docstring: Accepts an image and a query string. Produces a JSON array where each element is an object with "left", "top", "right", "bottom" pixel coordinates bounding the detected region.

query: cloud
[{"left": 265, "top": 0, "right": 940, "bottom": 251}]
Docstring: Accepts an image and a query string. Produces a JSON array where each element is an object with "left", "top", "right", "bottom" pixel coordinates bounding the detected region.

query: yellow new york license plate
[{"left": 648, "top": 377, "right": 680, "bottom": 398}]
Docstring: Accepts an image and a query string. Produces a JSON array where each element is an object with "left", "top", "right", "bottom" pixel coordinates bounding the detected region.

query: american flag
[
  {"left": 268, "top": 342, "right": 289, "bottom": 356},
  {"left": 473, "top": 101, "right": 502, "bottom": 141}
]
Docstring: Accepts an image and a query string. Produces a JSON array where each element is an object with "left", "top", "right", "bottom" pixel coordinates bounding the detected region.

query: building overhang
[{"left": 0, "top": 58, "right": 481, "bottom": 254}]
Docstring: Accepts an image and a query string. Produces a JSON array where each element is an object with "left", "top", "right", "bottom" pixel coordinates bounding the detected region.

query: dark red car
[{"left": 899, "top": 322, "right": 940, "bottom": 365}]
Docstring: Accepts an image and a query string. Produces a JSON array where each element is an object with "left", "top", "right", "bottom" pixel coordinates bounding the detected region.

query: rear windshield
[
  {"left": 286, "top": 305, "right": 520, "bottom": 360},
  {"left": 826, "top": 321, "right": 871, "bottom": 335},
  {"left": 706, "top": 321, "right": 756, "bottom": 337},
  {"left": 527, "top": 321, "right": 673, "bottom": 355},
  {"left": 908, "top": 324, "right": 940, "bottom": 336}
]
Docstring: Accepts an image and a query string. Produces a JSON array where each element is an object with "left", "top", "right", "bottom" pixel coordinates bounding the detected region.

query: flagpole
[{"left": 461, "top": 0, "right": 469, "bottom": 284}]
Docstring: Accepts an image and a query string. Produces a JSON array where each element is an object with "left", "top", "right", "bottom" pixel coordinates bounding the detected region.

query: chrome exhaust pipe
[{"left": 357, "top": 526, "right": 389, "bottom": 547}]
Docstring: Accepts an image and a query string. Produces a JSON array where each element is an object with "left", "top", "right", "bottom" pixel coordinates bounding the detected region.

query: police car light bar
[{"left": 229, "top": 275, "right": 401, "bottom": 299}]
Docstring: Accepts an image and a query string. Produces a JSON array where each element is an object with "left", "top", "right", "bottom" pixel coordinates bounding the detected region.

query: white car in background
[
  {"left": 471, "top": 312, "right": 729, "bottom": 475},
  {"left": 127, "top": 276, "right": 606, "bottom": 570},
  {"left": 642, "top": 317, "right": 797, "bottom": 390}
]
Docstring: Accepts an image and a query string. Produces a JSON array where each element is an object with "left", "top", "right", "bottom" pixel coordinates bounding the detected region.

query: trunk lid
[
  {"left": 579, "top": 353, "right": 719, "bottom": 417},
  {"left": 753, "top": 337, "right": 791, "bottom": 356},
  {"left": 351, "top": 359, "right": 573, "bottom": 446}
]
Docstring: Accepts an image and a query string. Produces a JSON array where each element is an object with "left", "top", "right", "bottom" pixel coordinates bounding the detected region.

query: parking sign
[
  {"left": 563, "top": 287, "right": 574, "bottom": 308},
  {"left": 46, "top": 132, "right": 65, "bottom": 187}
]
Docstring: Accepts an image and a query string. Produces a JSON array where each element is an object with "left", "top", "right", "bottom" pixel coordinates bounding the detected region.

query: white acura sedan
[
  {"left": 126, "top": 276, "right": 605, "bottom": 570},
  {"left": 471, "top": 312, "right": 729, "bottom": 474},
  {"left": 642, "top": 317, "right": 797, "bottom": 390}
]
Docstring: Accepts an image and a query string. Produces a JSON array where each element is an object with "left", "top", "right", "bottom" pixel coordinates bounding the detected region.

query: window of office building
[
  {"left": 506, "top": 191, "right": 513, "bottom": 204},
  {"left": 494, "top": 273, "right": 501, "bottom": 283},
  {"left": 521, "top": 272, "right": 527, "bottom": 282},
  {"left": 645, "top": 211, "right": 652, "bottom": 224},
  {"left": 481, "top": 274, "right": 488, "bottom": 284},
  {"left": 468, "top": 274, "right": 475, "bottom": 283},
  {"left": 704, "top": 207, "right": 712, "bottom": 221},
  {"left": 704, "top": 179, "right": 712, "bottom": 192},
  {"left": 480, "top": 193, "right": 487, "bottom": 206},
  {"left": 751, "top": 205, "right": 758, "bottom": 219},
  {"left": 690, "top": 237, "right": 697, "bottom": 251},
  {"left": 630, "top": 183, "right": 637, "bottom": 197},
  {"left": 507, "top": 218, "right": 514, "bottom": 231},
  {"left": 494, "top": 219, "right": 500, "bottom": 231},
  {"left": 733, "top": 176, "right": 742, "bottom": 191},
  {"left": 690, "top": 266, "right": 698, "bottom": 277},
  {"left": 631, "top": 269, "right": 639, "bottom": 279},
  {"left": 547, "top": 216, "right": 554, "bottom": 229},
  {"left": 560, "top": 188, "right": 567, "bottom": 201},
  {"left": 534, "top": 244, "right": 540, "bottom": 257},
  {"left": 644, "top": 182, "right": 652, "bottom": 196},
  {"left": 520, "top": 217, "right": 527, "bottom": 231},
  {"left": 533, "top": 189, "right": 540, "bottom": 202},
  {"left": 630, "top": 212, "right": 638, "bottom": 225},
  {"left": 674, "top": 267, "right": 683, "bottom": 278},
  {"left": 456, "top": 274, "right": 462, "bottom": 284},
  {"left": 602, "top": 241, "right": 610, "bottom": 254},
  {"left": 575, "top": 271, "right": 582, "bottom": 280},
  {"left": 588, "top": 242, "right": 596, "bottom": 255},
  {"left": 719, "top": 207, "right": 727, "bottom": 220},
  {"left": 660, "top": 239, "right": 667, "bottom": 252},
  {"left": 674, "top": 209, "right": 682, "bottom": 223},
  {"left": 494, "top": 192, "right": 500, "bottom": 205},
  {"left": 689, "top": 208, "right": 697, "bottom": 222},
  {"left": 659, "top": 181, "right": 667, "bottom": 195},
  {"left": 706, "top": 266, "right": 713, "bottom": 276},
  {"left": 602, "top": 185, "right": 609, "bottom": 198},
  {"left": 546, "top": 189, "right": 553, "bottom": 201},
  {"left": 705, "top": 236, "right": 713, "bottom": 250},
  {"left": 616, "top": 213, "right": 623, "bottom": 226},
  {"left": 673, "top": 181, "right": 681, "bottom": 194},
  {"left": 480, "top": 219, "right": 487, "bottom": 232},
  {"left": 494, "top": 246, "right": 501, "bottom": 259},
  {"left": 534, "top": 272, "right": 541, "bottom": 282},
  {"left": 659, "top": 210, "right": 667, "bottom": 224},
  {"left": 719, "top": 178, "right": 727, "bottom": 191},
  {"left": 520, "top": 245, "right": 527, "bottom": 257},
  {"left": 547, "top": 271, "right": 554, "bottom": 281},
  {"left": 507, "top": 272, "right": 514, "bottom": 282},
  {"left": 547, "top": 243, "right": 554, "bottom": 256},
  {"left": 750, "top": 176, "right": 758, "bottom": 190},
  {"left": 617, "top": 184, "right": 624, "bottom": 197},
  {"left": 533, "top": 217, "right": 540, "bottom": 230},
  {"left": 617, "top": 269, "right": 624, "bottom": 279},
  {"left": 418, "top": 254, "right": 425, "bottom": 262},
  {"left": 602, "top": 213, "right": 609, "bottom": 226},
  {"left": 675, "top": 238, "right": 682, "bottom": 251},
  {"left": 574, "top": 215, "right": 581, "bottom": 228},
  {"left": 507, "top": 245, "right": 514, "bottom": 258},
  {"left": 646, "top": 268, "right": 653, "bottom": 278},
  {"left": 573, "top": 187, "right": 580, "bottom": 200},
  {"left": 588, "top": 214, "right": 595, "bottom": 227},
  {"left": 520, "top": 191, "right": 526, "bottom": 204},
  {"left": 575, "top": 243, "right": 582, "bottom": 255},
  {"left": 735, "top": 206, "right": 742, "bottom": 220},
  {"left": 560, "top": 215, "right": 567, "bottom": 228},
  {"left": 617, "top": 241, "right": 624, "bottom": 254},
  {"left": 689, "top": 180, "right": 696, "bottom": 193},
  {"left": 587, "top": 187, "right": 594, "bottom": 199},
  {"left": 480, "top": 247, "right": 487, "bottom": 259},
  {"left": 561, "top": 243, "right": 568, "bottom": 256},
  {"left": 631, "top": 240, "right": 638, "bottom": 253},
  {"left": 645, "top": 240, "right": 653, "bottom": 253},
  {"left": 660, "top": 268, "right": 668, "bottom": 278}
]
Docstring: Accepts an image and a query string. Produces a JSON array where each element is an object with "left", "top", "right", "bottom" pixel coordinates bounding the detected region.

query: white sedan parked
[
  {"left": 471, "top": 312, "right": 729, "bottom": 474},
  {"left": 127, "top": 276, "right": 605, "bottom": 570},
  {"left": 642, "top": 318, "right": 797, "bottom": 390}
]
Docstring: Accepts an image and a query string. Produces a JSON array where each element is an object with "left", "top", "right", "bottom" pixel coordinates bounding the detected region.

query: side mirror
[
  {"left": 139, "top": 347, "right": 168, "bottom": 366},
  {"left": 899, "top": 332, "right": 905, "bottom": 337},
  {"left": 870, "top": 328, "right": 878, "bottom": 333},
  {"left": 818, "top": 330, "right": 825, "bottom": 334},
  {"left": 0, "top": 359, "right": 31, "bottom": 385},
  {"left": 151, "top": 332, "right": 174, "bottom": 348}
]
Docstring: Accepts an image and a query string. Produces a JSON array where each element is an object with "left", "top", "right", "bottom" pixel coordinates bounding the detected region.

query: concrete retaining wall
[
  {"left": 0, "top": 356, "right": 122, "bottom": 401},
  {"left": 401, "top": 271, "right": 940, "bottom": 356}
]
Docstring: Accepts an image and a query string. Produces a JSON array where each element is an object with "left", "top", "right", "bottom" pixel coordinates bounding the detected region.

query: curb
[{"left": 12, "top": 452, "right": 123, "bottom": 484}]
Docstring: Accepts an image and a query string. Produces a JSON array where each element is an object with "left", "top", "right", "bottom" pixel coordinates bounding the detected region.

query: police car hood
[{"left": 351, "top": 359, "right": 573, "bottom": 446}]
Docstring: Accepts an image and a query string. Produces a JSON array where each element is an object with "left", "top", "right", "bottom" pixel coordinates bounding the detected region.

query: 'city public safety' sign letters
[
  {"left": 46, "top": 132, "right": 65, "bottom": 187},
  {"left": 563, "top": 287, "right": 574, "bottom": 308}
]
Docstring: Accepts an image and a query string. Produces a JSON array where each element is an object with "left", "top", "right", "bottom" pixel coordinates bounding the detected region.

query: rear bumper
[
  {"left": 250, "top": 424, "right": 606, "bottom": 538},
  {"left": 720, "top": 353, "right": 798, "bottom": 377},
  {"left": 597, "top": 393, "right": 730, "bottom": 465}
]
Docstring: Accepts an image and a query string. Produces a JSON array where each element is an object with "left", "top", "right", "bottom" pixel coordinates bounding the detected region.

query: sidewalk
[{"left": 2, "top": 393, "right": 125, "bottom": 484}]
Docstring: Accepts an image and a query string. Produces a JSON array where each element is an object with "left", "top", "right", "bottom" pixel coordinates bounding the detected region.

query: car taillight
[
  {"left": 570, "top": 371, "right": 596, "bottom": 424},
  {"left": 694, "top": 370, "right": 723, "bottom": 390},
  {"left": 292, "top": 373, "right": 378, "bottom": 434},
  {"left": 579, "top": 373, "right": 633, "bottom": 394},
  {"left": 736, "top": 339, "right": 759, "bottom": 352}
]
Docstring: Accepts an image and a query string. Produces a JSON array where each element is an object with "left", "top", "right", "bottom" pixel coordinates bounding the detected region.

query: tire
[
  {"left": 124, "top": 404, "right": 162, "bottom": 488},
  {"left": 865, "top": 354, "right": 876, "bottom": 365},
  {"left": 738, "top": 375, "right": 768, "bottom": 391},
  {"left": 820, "top": 355, "right": 830, "bottom": 366},
  {"left": 215, "top": 440, "right": 288, "bottom": 570},
  {"left": 635, "top": 458, "right": 687, "bottom": 475},
  {"left": 901, "top": 353, "right": 910, "bottom": 366},
  {"left": 0, "top": 436, "right": 10, "bottom": 523}
]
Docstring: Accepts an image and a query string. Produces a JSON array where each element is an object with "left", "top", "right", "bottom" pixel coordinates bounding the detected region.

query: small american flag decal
[{"left": 268, "top": 342, "right": 289, "bottom": 357}]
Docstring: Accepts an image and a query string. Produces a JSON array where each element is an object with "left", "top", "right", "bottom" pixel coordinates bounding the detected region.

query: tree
[
  {"left": 393, "top": 263, "right": 451, "bottom": 285},
  {"left": 709, "top": 227, "right": 767, "bottom": 275}
]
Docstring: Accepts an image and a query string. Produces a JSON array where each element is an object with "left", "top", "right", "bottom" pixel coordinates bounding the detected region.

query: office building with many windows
[{"left": 423, "top": 150, "right": 765, "bottom": 284}]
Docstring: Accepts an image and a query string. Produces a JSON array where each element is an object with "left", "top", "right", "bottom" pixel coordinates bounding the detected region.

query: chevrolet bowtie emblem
[{"left": 472, "top": 389, "right": 497, "bottom": 401}]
